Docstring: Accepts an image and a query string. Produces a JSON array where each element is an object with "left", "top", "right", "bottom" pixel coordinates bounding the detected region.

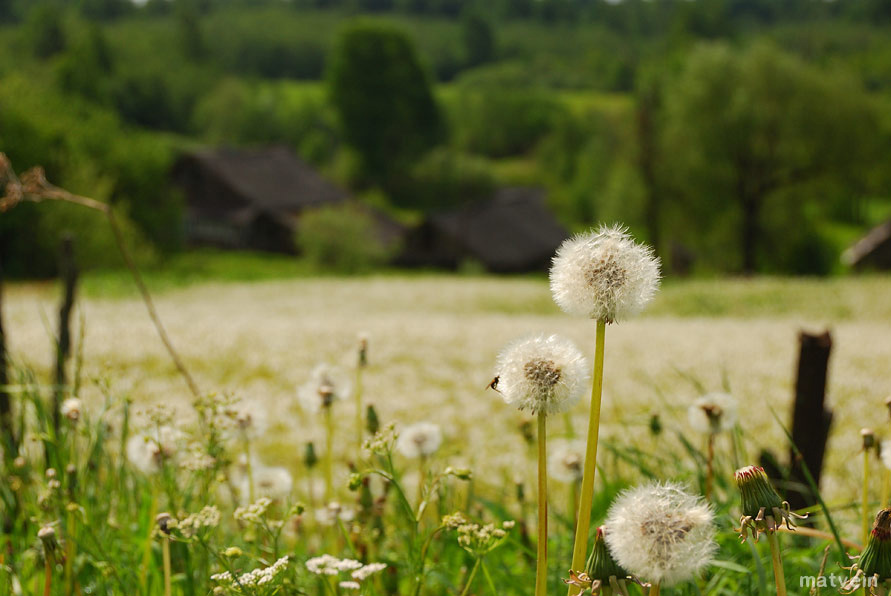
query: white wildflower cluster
[
  {"left": 687, "top": 392, "right": 738, "bottom": 435},
  {"left": 396, "top": 422, "right": 442, "bottom": 458},
  {"left": 605, "top": 481, "right": 716, "bottom": 587},
  {"left": 443, "top": 512, "right": 515, "bottom": 557},
  {"left": 494, "top": 334, "right": 589, "bottom": 416},
  {"left": 363, "top": 423, "right": 397, "bottom": 455},
  {"left": 305, "top": 555, "right": 386, "bottom": 590},
  {"left": 298, "top": 364, "right": 352, "bottom": 414},
  {"left": 177, "top": 506, "right": 222, "bottom": 538},
  {"left": 234, "top": 498, "right": 272, "bottom": 524},
  {"left": 211, "top": 556, "right": 289, "bottom": 590},
  {"left": 550, "top": 224, "right": 661, "bottom": 323}
]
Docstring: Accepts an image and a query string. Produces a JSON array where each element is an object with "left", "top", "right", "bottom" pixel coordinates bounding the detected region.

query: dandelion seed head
[
  {"left": 881, "top": 441, "right": 891, "bottom": 471},
  {"left": 396, "top": 422, "right": 443, "bottom": 458},
  {"left": 126, "top": 426, "right": 182, "bottom": 474},
  {"left": 298, "top": 364, "right": 351, "bottom": 414},
  {"left": 495, "top": 334, "right": 589, "bottom": 416},
  {"left": 549, "top": 224, "right": 661, "bottom": 323},
  {"left": 687, "top": 392, "right": 738, "bottom": 435},
  {"left": 605, "top": 481, "right": 716, "bottom": 587},
  {"left": 548, "top": 439, "right": 585, "bottom": 484},
  {"left": 60, "top": 398, "right": 82, "bottom": 422}
]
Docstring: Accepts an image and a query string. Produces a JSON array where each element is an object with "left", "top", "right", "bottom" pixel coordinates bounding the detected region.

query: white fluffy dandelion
[
  {"left": 550, "top": 224, "right": 661, "bottom": 323},
  {"left": 548, "top": 440, "right": 585, "bottom": 484},
  {"left": 236, "top": 463, "right": 293, "bottom": 501},
  {"left": 494, "top": 334, "right": 589, "bottom": 416},
  {"left": 687, "top": 392, "right": 738, "bottom": 435},
  {"left": 396, "top": 422, "right": 443, "bottom": 458},
  {"left": 60, "top": 398, "right": 83, "bottom": 422},
  {"left": 604, "top": 481, "right": 716, "bottom": 588},
  {"left": 126, "top": 426, "right": 183, "bottom": 474},
  {"left": 298, "top": 363, "right": 352, "bottom": 414}
]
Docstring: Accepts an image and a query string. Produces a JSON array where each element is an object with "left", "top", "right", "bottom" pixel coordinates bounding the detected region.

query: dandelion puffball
[
  {"left": 494, "top": 334, "right": 589, "bottom": 416},
  {"left": 604, "top": 481, "right": 716, "bottom": 587},
  {"left": 687, "top": 392, "right": 738, "bottom": 435},
  {"left": 550, "top": 224, "right": 661, "bottom": 323},
  {"left": 396, "top": 422, "right": 443, "bottom": 458},
  {"left": 298, "top": 363, "right": 352, "bottom": 414},
  {"left": 548, "top": 439, "right": 585, "bottom": 484}
]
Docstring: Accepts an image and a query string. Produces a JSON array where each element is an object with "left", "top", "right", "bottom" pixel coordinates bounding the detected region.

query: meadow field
[{"left": 6, "top": 272, "right": 890, "bottom": 514}]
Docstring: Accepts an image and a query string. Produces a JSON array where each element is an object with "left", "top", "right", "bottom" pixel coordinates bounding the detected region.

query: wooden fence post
[{"left": 786, "top": 330, "right": 833, "bottom": 511}]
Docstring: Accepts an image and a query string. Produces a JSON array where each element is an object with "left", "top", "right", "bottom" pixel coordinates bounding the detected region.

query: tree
[
  {"left": 661, "top": 42, "right": 879, "bottom": 273},
  {"left": 461, "top": 11, "right": 495, "bottom": 67},
  {"left": 328, "top": 22, "right": 444, "bottom": 191},
  {"left": 27, "top": 3, "right": 67, "bottom": 59}
]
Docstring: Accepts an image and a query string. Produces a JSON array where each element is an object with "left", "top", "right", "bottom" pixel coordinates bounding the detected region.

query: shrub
[{"left": 296, "top": 204, "right": 392, "bottom": 273}]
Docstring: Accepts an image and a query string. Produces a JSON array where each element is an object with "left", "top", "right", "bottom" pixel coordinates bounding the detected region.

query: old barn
[
  {"left": 398, "top": 187, "right": 568, "bottom": 273},
  {"left": 172, "top": 147, "right": 350, "bottom": 253}
]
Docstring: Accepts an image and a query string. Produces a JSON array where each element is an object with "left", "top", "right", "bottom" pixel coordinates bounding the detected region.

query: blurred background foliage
[{"left": 1, "top": 0, "right": 890, "bottom": 276}]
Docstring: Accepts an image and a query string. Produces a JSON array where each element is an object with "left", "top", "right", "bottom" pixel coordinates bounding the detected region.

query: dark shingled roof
[
  {"left": 173, "top": 146, "right": 349, "bottom": 215},
  {"left": 842, "top": 220, "right": 891, "bottom": 270},
  {"left": 401, "top": 187, "right": 568, "bottom": 273}
]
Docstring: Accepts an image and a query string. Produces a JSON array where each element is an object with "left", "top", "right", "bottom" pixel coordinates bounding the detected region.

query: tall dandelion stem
[
  {"left": 865, "top": 448, "right": 872, "bottom": 545},
  {"left": 882, "top": 469, "right": 890, "bottom": 508},
  {"left": 161, "top": 533, "right": 172, "bottom": 596},
  {"left": 648, "top": 582, "right": 661, "bottom": 596},
  {"left": 355, "top": 367, "right": 364, "bottom": 455},
  {"left": 706, "top": 433, "right": 715, "bottom": 501},
  {"left": 324, "top": 405, "right": 334, "bottom": 501},
  {"left": 569, "top": 319, "right": 606, "bottom": 591},
  {"left": 766, "top": 527, "right": 787, "bottom": 596},
  {"left": 43, "top": 556, "right": 52, "bottom": 596},
  {"left": 536, "top": 412, "right": 549, "bottom": 596}
]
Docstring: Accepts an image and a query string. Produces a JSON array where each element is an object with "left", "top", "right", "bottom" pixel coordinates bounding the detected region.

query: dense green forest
[{"left": 1, "top": 0, "right": 890, "bottom": 276}]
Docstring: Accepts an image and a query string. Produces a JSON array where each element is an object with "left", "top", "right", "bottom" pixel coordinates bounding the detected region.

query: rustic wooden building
[
  {"left": 398, "top": 187, "right": 568, "bottom": 273},
  {"left": 842, "top": 220, "right": 891, "bottom": 270},
  {"left": 172, "top": 147, "right": 350, "bottom": 253}
]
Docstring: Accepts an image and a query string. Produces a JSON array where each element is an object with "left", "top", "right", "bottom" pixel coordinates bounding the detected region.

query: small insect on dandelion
[
  {"left": 494, "top": 334, "right": 589, "bottom": 416},
  {"left": 604, "top": 481, "right": 716, "bottom": 591},
  {"left": 550, "top": 224, "right": 661, "bottom": 324}
]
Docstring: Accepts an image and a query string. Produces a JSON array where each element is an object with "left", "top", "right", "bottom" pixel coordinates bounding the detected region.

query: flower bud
[
  {"left": 863, "top": 428, "right": 877, "bottom": 451},
  {"left": 223, "top": 547, "right": 243, "bottom": 558},
  {"left": 648, "top": 414, "right": 662, "bottom": 436},
  {"left": 444, "top": 467, "right": 473, "bottom": 481},
  {"left": 156, "top": 512, "right": 172, "bottom": 535},
  {"left": 348, "top": 473, "right": 363, "bottom": 491},
  {"left": 38, "top": 525, "right": 58, "bottom": 556},
  {"left": 304, "top": 442, "right": 318, "bottom": 469},
  {"left": 735, "top": 465, "right": 806, "bottom": 541},
  {"left": 358, "top": 334, "right": 369, "bottom": 368},
  {"left": 845, "top": 508, "right": 891, "bottom": 591},
  {"left": 584, "top": 527, "right": 629, "bottom": 586},
  {"left": 366, "top": 404, "right": 379, "bottom": 436}
]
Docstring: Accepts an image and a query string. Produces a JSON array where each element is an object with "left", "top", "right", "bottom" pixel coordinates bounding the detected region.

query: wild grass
[{"left": 2, "top": 271, "right": 889, "bottom": 594}]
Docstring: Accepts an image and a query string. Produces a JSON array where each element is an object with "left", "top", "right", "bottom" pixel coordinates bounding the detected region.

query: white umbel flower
[
  {"left": 298, "top": 364, "right": 352, "bottom": 414},
  {"left": 494, "top": 334, "right": 589, "bottom": 416},
  {"left": 604, "top": 481, "right": 716, "bottom": 587},
  {"left": 548, "top": 439, "right": 585, "bottom": 484},
  {"left": 550, "top": 224, "right": 661, "bottom": 323},
  {"left": 396, "top": 422, "right": 443, "bottom": 458},
  {"left": 687, "top": 392, "right": 738, "bottom": 435}
]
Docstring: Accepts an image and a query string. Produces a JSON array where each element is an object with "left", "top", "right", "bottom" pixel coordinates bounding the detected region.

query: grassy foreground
[{"left": 3, "top": 269, "right": 890, "bottom": 594}]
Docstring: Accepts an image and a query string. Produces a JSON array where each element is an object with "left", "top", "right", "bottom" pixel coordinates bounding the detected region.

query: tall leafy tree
[
  {"left": 661, "top": 42, "right": 879, "bottom": 273},
  {"left": 328, "top": 22, "right": 444, "bottom": 193}
]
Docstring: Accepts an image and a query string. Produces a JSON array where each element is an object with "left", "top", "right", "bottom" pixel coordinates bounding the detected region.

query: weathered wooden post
[
  {"left": 786, "top": 330, "right": 833, "bottom": 511},
  {"left": 53, "top": 234, "right": 78, "bottom": 436}
]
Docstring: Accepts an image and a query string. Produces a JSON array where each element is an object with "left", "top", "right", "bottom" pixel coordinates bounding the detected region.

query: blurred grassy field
[{"left": 5, "top": 267, "right": 891, "bottom": 524}]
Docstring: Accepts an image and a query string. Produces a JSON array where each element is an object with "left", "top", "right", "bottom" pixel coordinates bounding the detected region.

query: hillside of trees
[{"left": 1, "top": 0, "right": 890, "bottom": 276}]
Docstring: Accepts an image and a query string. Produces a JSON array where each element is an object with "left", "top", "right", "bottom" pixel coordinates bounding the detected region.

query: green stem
[
  {"left": 243, "top": 431, "right": 254, "bottom": 504},
  {"left": 882, "top": 468, "right": 890, "bottom": 509},
  {"left": 480, "top": 560, "right": 498, "bottom": 596},
  {"left": 356, "top": 365, "right": 364, "bottom": 455},
  {"left": 43, "top": 557, "right": 52, "bottom": 596},
  {"left": 536, "top": 413, "right": 548, "bottom": 596},
  {"left": 706, "top": 432, "right": 715, "bottom": 501},
  {"left": 324, "top": 406, "right": 334, "bottom": 502},
  {"left": 648, "top": 582, "right": 661, "bottom": 596},
  {"left": 766, "top": 529, "right": 787, "bottom": 596},
  {"left": 162, "top": 534, "right": 172, "bottom": 596},
  {"left": 864, "top": 449, "right": 871, "bottom": 546},
  {"left": 568, "top": 319, "right": 606, "bottom": 595},
  {"left": 459, "top": 558, "right": 481, "bottom": 596}
]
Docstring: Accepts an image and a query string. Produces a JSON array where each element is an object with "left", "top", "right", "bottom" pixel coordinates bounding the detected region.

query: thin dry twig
[{"left": 0, "top": 154, "right": 201, "bottom": 399}]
